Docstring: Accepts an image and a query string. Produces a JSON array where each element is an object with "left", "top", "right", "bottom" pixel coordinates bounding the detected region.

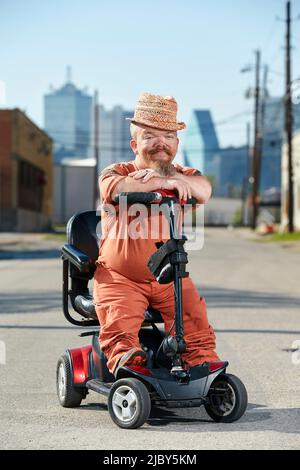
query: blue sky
[{"left": 1, "top": 0, "right": 299, "bottom": 147}]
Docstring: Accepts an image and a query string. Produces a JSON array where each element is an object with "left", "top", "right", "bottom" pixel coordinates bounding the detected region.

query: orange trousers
[{"left": 93, "top": 264, "right": 219, "bottom": 373}]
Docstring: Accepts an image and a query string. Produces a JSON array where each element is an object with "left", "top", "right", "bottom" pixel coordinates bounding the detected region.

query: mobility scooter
[{"left": 56, "top": 191, "right": 248, "bottom": 429}]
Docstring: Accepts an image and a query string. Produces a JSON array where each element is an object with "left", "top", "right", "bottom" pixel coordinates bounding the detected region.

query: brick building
[{"left": 0, "top": 109, "right": 53, "bottom": 231}]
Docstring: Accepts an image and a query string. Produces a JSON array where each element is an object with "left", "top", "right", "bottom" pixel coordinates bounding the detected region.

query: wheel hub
[
  {"left": 210, "top": 381, "right": 236, "bottom": 417},
  {"left": 58, "top": 363, "right": 66, "bottom": 399},
  {"left": 112, "top": 385, "right": 138, "bottom": 422}
]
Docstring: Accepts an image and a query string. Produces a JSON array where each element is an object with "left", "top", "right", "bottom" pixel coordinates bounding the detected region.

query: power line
[
  {"left": 46, "top": 122, "right": 252, "bottom": 139},
  {"left": 44, "top": 110, "right": 253, "bottom": 137}
]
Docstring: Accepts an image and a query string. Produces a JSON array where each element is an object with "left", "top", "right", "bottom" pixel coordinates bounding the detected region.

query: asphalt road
[{"left": 0, "top": 228, "right": 299, "bottom": 450}]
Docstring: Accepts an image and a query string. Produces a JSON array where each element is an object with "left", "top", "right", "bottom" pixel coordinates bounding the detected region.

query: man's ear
[{"left": 130, "top": 139, "right": 138, "bottom": 155}]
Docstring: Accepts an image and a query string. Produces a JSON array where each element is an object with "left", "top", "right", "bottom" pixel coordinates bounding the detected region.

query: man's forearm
[
  {"left": 110, "top": 172, "right": 212, "bottom": 203},
  {"left": 174, "top": 173, "right": 212, "bottom": 203},
  {"left": 111, "top": 176, "right": 163, "bottom": 200}
]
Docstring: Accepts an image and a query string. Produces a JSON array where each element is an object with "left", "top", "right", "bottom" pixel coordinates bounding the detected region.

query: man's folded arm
[
  {"left": 99, "top": 167, "right": 163, "bottom": 204},
  {"left": 99, "top": 166, "right": 212, "bottom": 204},
  {"left": 110, "top": 176, "right": 164, "bottom": 201},
  {"left": 174, "top": 171, "right": 212, "bottom": 204}
]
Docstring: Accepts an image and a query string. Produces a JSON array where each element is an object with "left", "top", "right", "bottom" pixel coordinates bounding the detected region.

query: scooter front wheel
[
  {"left": 108, "top": 378, "right": 151, "bottom": 429},
  {"left": 205, "top": 373, "right": 248, "bottom": 423}
]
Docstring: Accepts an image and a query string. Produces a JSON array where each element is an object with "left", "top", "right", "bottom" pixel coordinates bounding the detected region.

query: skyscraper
[
  {"left": 44, "top": 69, "right": 93, "bottom": 164},
  {"left": 182, "top": 110, "right": 220, "bottom": 175},
  {"left": 260, "top": 95, "right": 300, "bottom": 192},
  {"left": 218, "top": 145, "right": 248, "bottom": 197}
]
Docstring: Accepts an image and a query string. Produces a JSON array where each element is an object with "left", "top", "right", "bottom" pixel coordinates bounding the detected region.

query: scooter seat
[
  {"left": 74, "top": 294, "right": 98, "bottom": 320},
  {"left": 73, "top": 293, "right": 164, "bottom": 324}
]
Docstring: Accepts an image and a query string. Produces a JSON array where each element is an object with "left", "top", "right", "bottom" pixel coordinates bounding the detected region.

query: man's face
[{"left": 130, "top": 125, "right": 179, "bottom": 175}]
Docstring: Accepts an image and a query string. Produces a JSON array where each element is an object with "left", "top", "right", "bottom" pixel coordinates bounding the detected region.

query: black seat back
[
  {"left": 63, "top": 209, "right": 164, "bottom": 327},
  {"left": 67, "top": 210, "right": 101, "bottom": 279}
]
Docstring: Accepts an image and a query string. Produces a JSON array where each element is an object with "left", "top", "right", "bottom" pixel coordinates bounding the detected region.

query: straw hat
[{"left": 126, "top": 92, "right": 186, "bottom": 131}]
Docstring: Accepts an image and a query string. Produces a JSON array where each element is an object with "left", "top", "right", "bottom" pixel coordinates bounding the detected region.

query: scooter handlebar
[
  {"left": 113, "top": 192, "right": 162, "bottom": 205},
  {"left": 113, "top": 192, "right": 197, "bottom": 206}
]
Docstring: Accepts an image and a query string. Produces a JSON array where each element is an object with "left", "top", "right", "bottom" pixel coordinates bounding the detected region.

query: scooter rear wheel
[
  {"left": 56, "top": 354, "right": 87, "bottom": 408},
  {"left": 108, "top": 378, "right": 151, "bottom": 429},
  {"left": 205, "top": 373, "right": 248, "bottom": 423}
]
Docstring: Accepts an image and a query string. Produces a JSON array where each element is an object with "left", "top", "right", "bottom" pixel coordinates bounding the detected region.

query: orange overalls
[{"left": 93, "top": 160, "right": 219, "bottom": 373}]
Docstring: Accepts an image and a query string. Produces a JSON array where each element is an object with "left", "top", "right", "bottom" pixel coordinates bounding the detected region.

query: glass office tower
[
  {"left": 44, "top": 79, "right": 92, "bottom": 164},
  {"left": 182, "top": 110, "right": 220, "bottom": 176}
]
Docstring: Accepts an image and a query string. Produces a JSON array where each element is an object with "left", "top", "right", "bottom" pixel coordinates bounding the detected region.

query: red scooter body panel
[{"left": 68, "top": 345, "right": 92, "bottom": 384}]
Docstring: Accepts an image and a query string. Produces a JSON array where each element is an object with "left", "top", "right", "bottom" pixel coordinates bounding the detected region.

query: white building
[
  {"left": 98, "top": 105, "right": 133, "bottom": 172},
  {"left": 281, "top": 131, "right": 300, "bottom": 231},
  {"left": 54, "top": 158, "right": 96, "bottom": 224}
]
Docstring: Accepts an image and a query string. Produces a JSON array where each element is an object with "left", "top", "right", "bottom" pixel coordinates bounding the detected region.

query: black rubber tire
[
  {"left": 56, "top": 354, "right": 86, "bottom": 408},
  {"left": 108, "top": 378, "right": 151, "bottom": 429},
  {"left": 205, "top": 373, "right": 248, "bottom": 423}
]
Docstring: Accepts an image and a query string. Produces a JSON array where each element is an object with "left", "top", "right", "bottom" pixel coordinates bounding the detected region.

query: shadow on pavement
[
  {"left": 0, "top": 292, "right": 61, "bottom": 314},
  {"left": 0, "top": 324, "right": 299, "bottom": 335},
  {"left": 0, "top": 249, "right": 60, "bottom": 260},
  {"left": 0, "top": 324, "right": 81, "bottom": 330},
  {"left": 145, "top": 403, "right": 300, "bottom": 434},
  {"left": 80, "top": 403, "right": 108, "bottom": 411},
  {"left": 1, "top": 284, "right": 300, "bottom": 316},
  {"left": 197, "top": 286, "right": 300, "bottom": 309},
  {"left": 215, "top": 328, "right": 300, "bottom": 334},
  {"left": 62, "top": 400, "right": 300, "bottom": 435}
]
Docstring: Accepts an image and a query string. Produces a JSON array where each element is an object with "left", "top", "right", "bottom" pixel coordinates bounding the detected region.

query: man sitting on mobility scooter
[{"left": 93, "top": 92, "right": 220, "bottom": 377}]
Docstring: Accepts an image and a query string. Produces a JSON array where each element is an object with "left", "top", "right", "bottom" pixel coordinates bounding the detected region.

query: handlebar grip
[
  {"left": 113, "top": 192, "right": 198, "bottom": 206},
  {"left": 113, "top": 192, "right": 162, "bottom": 205}
]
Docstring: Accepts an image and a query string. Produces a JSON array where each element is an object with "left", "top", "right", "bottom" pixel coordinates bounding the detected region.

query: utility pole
[
  {"left": 285, "top": 0, "right": 294, "bottom": 232},
  {"left": 256, "top": 64, "right": 268, "bottom": 206},
  {"left": 251, "top": 49, "right": 261, "bottom": 230},
  {"left": 242, "top": 122, "right": 251, "bottom": 226},
  {"left": 93, "top": 90, "right": 100, "bottom": 208}
]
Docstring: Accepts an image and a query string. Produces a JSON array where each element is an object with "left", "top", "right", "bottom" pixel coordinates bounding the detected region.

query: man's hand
[
  {"left": 128, "top": 169, "right": 161, "bottom": 182},
  {"left": 128, "top": 169, "right": 192, "bottom": 201},
  {"left": 160, "top": 177, "right": 192, "bottom": 201}
]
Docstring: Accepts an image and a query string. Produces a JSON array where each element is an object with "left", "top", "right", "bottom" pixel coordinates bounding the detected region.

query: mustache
[{"left": 148, "top": 146, "right": 173, "bottom": 157}]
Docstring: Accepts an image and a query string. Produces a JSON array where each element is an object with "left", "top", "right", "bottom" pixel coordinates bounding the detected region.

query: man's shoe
[
  {"left": 114, "top": 348, "right": 147, "bottom": 377},
  {"left": 201, "top": 360, "right": 228, "bottom": 371}
]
